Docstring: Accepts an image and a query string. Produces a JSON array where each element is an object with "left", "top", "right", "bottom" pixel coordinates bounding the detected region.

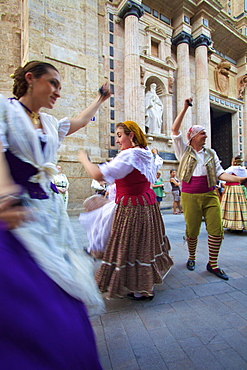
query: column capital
[
  {"left": 172, "top": 31, "right": 192, "bottom": 47},
  {"left": 192, "top": 34, "right": 212, "bottom": 49},
  {"left": 118, "top": 0, "right": 144, "bottom": 20}
]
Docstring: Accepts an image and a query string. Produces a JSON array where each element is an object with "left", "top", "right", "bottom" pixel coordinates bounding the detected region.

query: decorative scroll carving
[
  {"left": 140, "top": 65, "right": 145, "bottom": 85},
  {"left": 237, "top": 74, "right": 247, "bottom": 100},
  {"left": 168, "top": 77, "right": 174, "bottom": 94}
]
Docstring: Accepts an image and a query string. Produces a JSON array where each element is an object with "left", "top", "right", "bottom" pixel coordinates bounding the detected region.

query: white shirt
[{"left": 172, "top": 132, "right": 225, "bottom": 178}]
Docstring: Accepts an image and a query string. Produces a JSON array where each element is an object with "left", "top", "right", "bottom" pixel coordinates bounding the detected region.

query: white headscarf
[{"left": 187, "top": 125, "right": 205, "bottom": 144}]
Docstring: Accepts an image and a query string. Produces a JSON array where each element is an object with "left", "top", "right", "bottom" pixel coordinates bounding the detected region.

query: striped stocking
[
  {"left": 208, "top": 235, "right": 222, "bottom": 269},
  {"left": 187, "top": 237, "right": 198, "bottom": 261}
]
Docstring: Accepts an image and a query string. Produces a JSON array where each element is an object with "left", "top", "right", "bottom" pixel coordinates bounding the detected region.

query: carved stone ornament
[
  {"left": 140, "top": 65, "right": 145, "bottom": 85},
  {"left": 168, "top": 77, "right": 174, "bottom": 94},
  {"left": 214, "top": 61, "right": 231, "bottom": 96},
  {"left": 237, "top": 74, "right": 247, "bottom": 100}
]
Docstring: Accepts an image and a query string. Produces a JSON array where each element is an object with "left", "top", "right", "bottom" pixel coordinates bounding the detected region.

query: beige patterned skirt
[
  {"left": 221, "top": 185, "right": 247, "bottom": 230},
  {"left": 95, "top": 198, "right": 173, "bottom": 299}
]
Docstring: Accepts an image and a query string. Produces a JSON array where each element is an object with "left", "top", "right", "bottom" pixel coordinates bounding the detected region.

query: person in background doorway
[
  {"left": 170, "top": 169, "right": 182, "bottom": 214},
  {"left": 53, "top": 164, "right": 69, "bottom": 209},
  {"left": 152, "top": 171, "right": 164, "bottom": 208}
]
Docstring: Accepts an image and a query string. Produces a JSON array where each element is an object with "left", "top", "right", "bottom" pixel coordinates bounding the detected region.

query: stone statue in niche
[
  {"left": 168, "top": 77, "right": 174, "bottom": 94},
  {"left": 145, "top": 83, "right": 163, "bottom": 135},
  {"left": 237, "top": 74, "right": 247, "bottom": 100},
  {"left": 214, "top": 61, "right": 231, "bottom": 96}
]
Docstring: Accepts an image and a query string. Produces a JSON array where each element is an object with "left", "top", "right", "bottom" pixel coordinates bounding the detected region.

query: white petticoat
[{"left": 79, "top": 200, "right": 117, "bottom": 253}]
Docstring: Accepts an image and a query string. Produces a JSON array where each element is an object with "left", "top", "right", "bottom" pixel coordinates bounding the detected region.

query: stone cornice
[
  {"left": 172, "top": 31, "right": 192, "bottom": 46},
  {"left": 118, "top": 0, "right": 144, "bottom": 20},
  {"left": 192, "top": 34, "right": 212, "bottom": 49},
  {"left": 140, "top": 54, "right": 177, "bottom": 71}
]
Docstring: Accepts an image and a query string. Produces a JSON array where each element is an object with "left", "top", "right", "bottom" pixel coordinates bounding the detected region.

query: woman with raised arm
[
  {"left": 79, "top": 121, "right": 173, "bottom": 301},
  {"left": 0, "top": 60, "right": 111, "bottom": 368}
]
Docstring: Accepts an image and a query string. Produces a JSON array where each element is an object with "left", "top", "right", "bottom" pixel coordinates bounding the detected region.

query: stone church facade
[{"left": 1, "top": 0, "right": 247, "bottom": 213}]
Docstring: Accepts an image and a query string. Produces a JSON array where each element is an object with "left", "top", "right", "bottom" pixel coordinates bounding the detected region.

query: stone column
[
  {"left": 172, "top": 32, "right": 192, "bottom": 133},
  {"left": 193, "top": 35, "right": 212, "bottom": 144},
  {"left": 118, "top": 1, "right": 144, "bottom": 127}
]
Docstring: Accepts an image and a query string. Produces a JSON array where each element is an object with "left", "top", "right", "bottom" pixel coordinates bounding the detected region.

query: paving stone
[
  {"left": 191, "top": 281, "right": 235, "bottom": 297},
  {"left": 218, "top": 328, "right": 247, "bottom": 361},
  {"left": 134, "top": 346, "right": 167, "bottom": 369},
  {"left": 99, "top": 354, "right": 112, "bottom": 370},
  {"left": 68, "top": 214, "right": 247, "bottom": 369},
  {"left": 205, "top": 334, "right": 231, "bottom": 352},
  {"left": 157, "top": 338, "right": 191, "bottom": 364},
  {"left": 166, "top": 359, "right": 196, "bottom": 370},
  {"left": 210, "top": 348, "right": 247, "bottom": 369},
  {"left": 109, "top": 347, "right": 139, "bottom": 369},
  {"left": 227, "top": 277, "right": 247, "bottom": 291},
  {"left": 182, "top": 346, "right": 224, "bottom": 369},
  {"left": 221, "top": 312, "right": 247, "bottom": 329}
]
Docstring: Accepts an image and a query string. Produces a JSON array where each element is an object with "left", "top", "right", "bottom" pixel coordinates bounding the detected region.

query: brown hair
[
  {"left": 12, "top": 60, "right": 59, "bottom": 99},
  {"left": 116, "top": 122, "right": 139, "bottom": 146},
  {"left": 232, "top": 155, "right": 243, "bottom": 166}
]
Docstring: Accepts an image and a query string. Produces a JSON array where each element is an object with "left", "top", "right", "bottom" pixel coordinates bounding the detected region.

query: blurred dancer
[
  {"left": 221, "top": 155, "right": 247, "bottom": 233},
  {"left": 0, "top": 60, "right": 111, "bottom": 368},
  {"left": 79, "top": 121, "right": 173, "bottom": 300}
]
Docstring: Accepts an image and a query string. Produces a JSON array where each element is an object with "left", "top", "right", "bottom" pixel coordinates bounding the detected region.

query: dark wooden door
[{"left": 211, "top": 109, "right": 232, "bottom": 169}]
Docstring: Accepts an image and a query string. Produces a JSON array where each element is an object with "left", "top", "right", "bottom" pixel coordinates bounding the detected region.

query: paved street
[{"left": 70, "top": 211, "right": 247, "bottom": 370}]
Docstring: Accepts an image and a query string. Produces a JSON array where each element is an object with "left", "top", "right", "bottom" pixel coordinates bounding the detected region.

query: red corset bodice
[{"left": 115, "top": 168, "right": 156, "bottom": 206}]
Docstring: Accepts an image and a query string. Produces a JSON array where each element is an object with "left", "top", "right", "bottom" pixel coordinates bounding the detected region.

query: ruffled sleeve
[
  {"left": 99, "top": 148, "right": 157, "bottom": 184},
  {"left": 0, "top": 95, "right": 9, "bottom": 150},
  {"left": 172, "top": 131, "right": 187, "bottom": 161},
  {"left": 58, "top": 117, "right": 70, "bottom": 142}
]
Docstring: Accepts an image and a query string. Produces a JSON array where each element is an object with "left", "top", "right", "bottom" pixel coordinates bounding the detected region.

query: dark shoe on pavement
[
  {"left": 127, "top": 293, "right": 154, "bottom": 301},
  {"left": 206, "top": 263, "right": 229, "bottom": 280},
  {"left": 186, "top": 259, "right": 195, "bottom": 271}
]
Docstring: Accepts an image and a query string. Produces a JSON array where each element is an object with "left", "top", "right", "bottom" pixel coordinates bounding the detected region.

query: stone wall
[{"left": 0, "top": 0, "right": 246, "bottom": 215}]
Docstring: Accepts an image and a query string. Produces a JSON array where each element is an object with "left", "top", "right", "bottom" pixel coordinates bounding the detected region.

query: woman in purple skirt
[{"left": 0, "top": 60, "right": 110, "bottom": 368}]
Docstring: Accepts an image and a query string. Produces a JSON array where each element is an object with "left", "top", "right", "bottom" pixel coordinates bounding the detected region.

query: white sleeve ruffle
[
  {"left": 0, "top": 95, "right": 9, "bottom": 150},
  {"left": 172, "top": 131, "right": 187, "bottom": 161},
  {"left": 154, "top": 154, "right": 163, "bottom": 170},
  {"left": 99, "top": 148, "right": 157, "bottom": 184},
  {"left": 58, "top": 117, "right": 70, "bottom": 142}
]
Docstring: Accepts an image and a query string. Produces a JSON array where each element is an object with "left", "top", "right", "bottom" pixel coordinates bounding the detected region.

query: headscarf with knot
[
  {"left": 123, "top": 121, "right": 147, "bottom": 148},
  {"left": 187, "top": 125, "right": 205, "bottom": 144}
]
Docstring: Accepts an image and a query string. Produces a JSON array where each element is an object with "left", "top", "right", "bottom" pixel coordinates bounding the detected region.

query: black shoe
[
  {"left": 186, "top": 259, "right": 195, "bottom": 271},
  {"left": 127, "top": 293, "right": 154, "bottom": 301},
  {"left": 206, "top": 263, "right": 229, "bottom": 280}
]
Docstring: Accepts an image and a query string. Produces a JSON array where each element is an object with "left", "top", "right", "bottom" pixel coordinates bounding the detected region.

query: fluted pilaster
[
  {"left": 118, "top": 1, "right": 144, "bottom": 126},
  {"left": 172, "top": 32, "right": 192, "bottom": 132}
]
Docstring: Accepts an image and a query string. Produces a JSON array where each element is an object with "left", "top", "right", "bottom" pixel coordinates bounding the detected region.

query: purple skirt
[{"left": 0, "top": 225, "right": 102, "bottom": 370}]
